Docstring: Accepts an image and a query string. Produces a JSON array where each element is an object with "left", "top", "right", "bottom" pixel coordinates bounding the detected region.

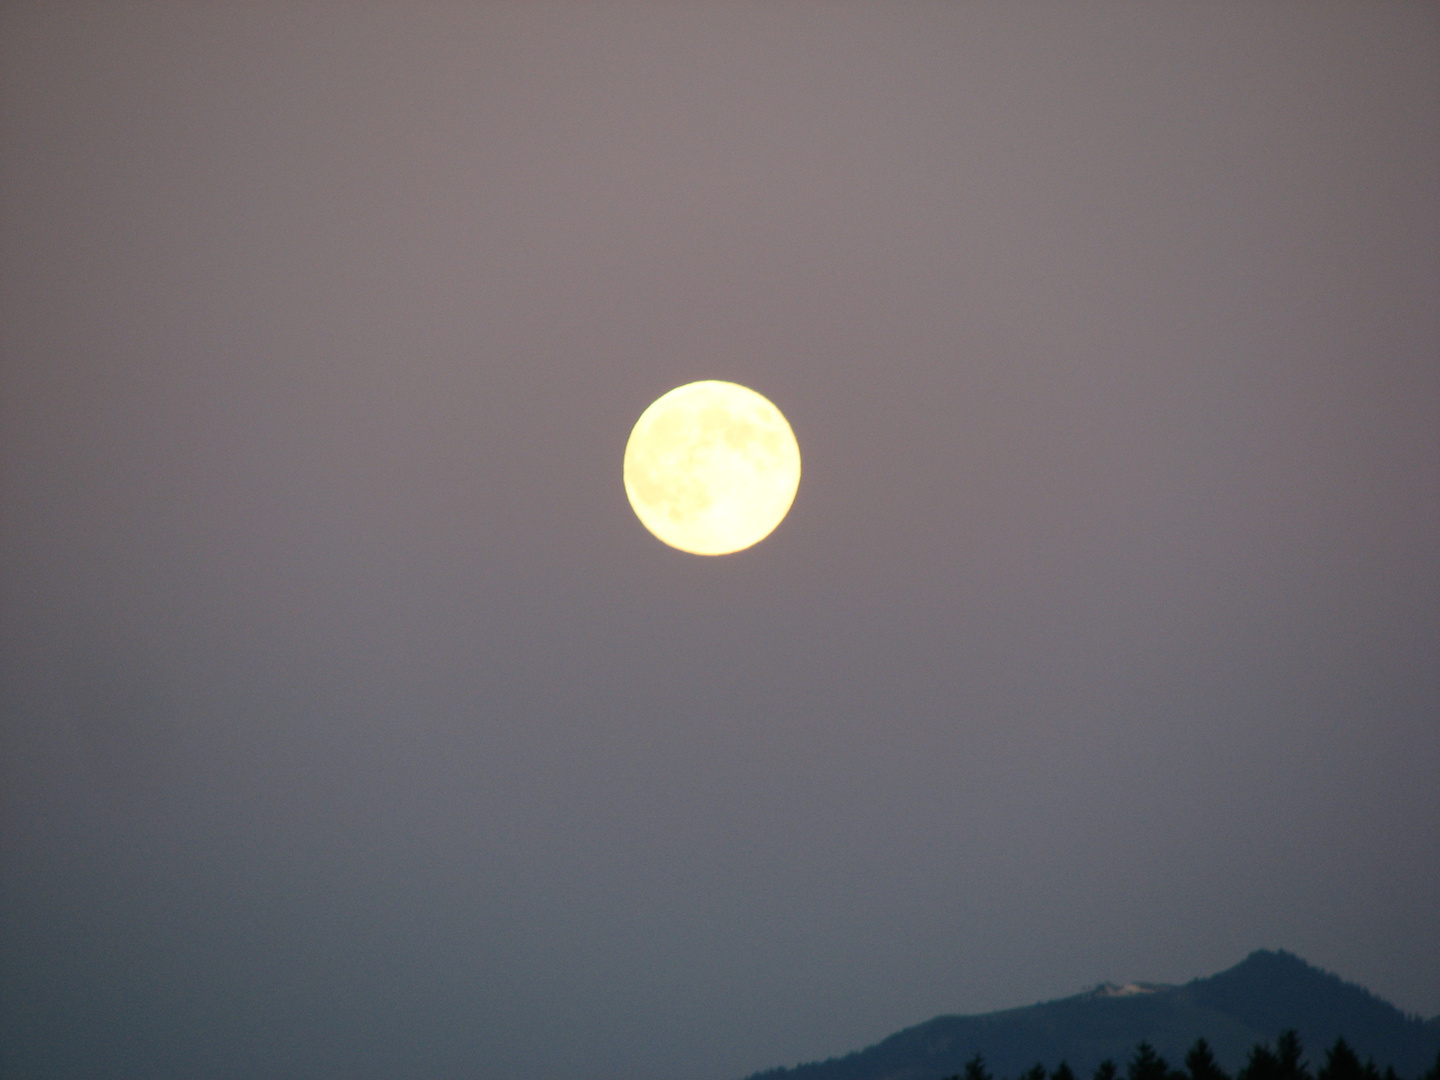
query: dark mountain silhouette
[{"left": 743, "top": 951, "right": 1440, "bottom": 1080}]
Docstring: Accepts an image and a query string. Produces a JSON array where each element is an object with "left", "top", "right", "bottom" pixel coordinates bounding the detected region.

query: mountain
[{"left": 743, "top": 951, "right": 1440, "bottom": 1080}]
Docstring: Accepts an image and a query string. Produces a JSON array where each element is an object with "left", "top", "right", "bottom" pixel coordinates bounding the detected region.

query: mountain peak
[
  {"left": 743, "top": 952, "right": 1440, "bottom": 1080},
  {"left": 1233, "top": 949, "right": 1320, "bottom": 974},
  {"left": 1187, "top": 948, "right": 1426, "bottom": 1054}
]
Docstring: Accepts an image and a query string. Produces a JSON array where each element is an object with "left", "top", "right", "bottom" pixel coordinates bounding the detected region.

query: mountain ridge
[{"left": 742, "top": 952, "right": 1440, "bottom": 1080}]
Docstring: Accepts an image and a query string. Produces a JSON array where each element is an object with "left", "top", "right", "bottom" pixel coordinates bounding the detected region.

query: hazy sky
[{"left": 2, "top": 5, "right": 1437, "bottom": 1080}]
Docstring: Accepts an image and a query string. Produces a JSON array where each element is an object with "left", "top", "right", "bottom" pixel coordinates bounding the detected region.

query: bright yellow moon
[{"left": 624, "top": 380, "right": 801, "bottom": 555}]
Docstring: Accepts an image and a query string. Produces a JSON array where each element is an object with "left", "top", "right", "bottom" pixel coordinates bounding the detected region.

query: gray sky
[{"left": 2, "top": 5, "right": 1437, "bottom": 1080}]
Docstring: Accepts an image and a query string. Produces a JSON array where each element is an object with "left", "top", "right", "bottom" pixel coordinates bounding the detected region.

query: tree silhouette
[
  {"left": 1276, "top": 1031, "right": 1312, "bottom": 1080},
  {"left": 925, "top": 1032, "right": 1424, "bottom": 1080},
  {"left": 919, "top": 1030, "right": 1425, "bottom": 1080},
  {"left": 1130, "top": 1041, "right": 1172, "bottom": 1080},
  {"left": 964, "top": 1053, "right": 994, "bottom": 1080},
  {"left": 1185, "top": 1038, "right": 1230, "bottom": 1080},
  {"left": 1240, "top": 1040, "right": 1283, "bottom": 1080},
  {"left": 1318, "top": 1038, "right": 1365, "bottom": 1080}
]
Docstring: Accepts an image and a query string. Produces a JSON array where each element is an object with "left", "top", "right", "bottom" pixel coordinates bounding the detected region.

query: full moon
[{"left": 623, "top": 380, "right": 801, "bottom": 555}]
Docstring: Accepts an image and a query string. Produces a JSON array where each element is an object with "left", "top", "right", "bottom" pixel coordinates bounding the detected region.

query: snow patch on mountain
[{"left": 1084, "top": 982, "right": 1173, "bottom": 998}]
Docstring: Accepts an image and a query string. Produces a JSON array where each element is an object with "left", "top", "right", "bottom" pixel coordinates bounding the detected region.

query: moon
[{"left": 623, "top": 380, "right": 801, "bottom": 555}]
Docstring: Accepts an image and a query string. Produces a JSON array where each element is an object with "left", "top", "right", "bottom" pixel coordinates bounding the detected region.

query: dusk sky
[{"left": 2, "top": 5, "right": 1437, "bottom": 1080}]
